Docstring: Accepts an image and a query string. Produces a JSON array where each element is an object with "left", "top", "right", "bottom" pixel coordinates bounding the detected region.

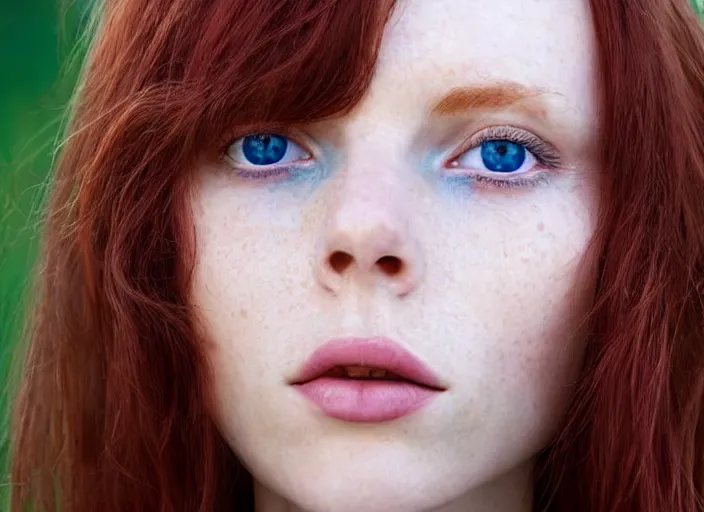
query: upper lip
[{"left": 290, "top": 337, "right": 446, "bottom": 390}]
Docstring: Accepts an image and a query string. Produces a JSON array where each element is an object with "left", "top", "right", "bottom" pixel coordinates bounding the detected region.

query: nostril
[
  {"left": 376, "top": 255, "right": 403, "bottom": 276},
  {"left": 329, "top": 251, "right": 353, "bottom": 274}
]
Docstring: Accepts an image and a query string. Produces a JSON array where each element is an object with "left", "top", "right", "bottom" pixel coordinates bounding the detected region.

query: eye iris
[
  {"left": 480, "top": 140, "right": 526, "bottom": 173},
  {"left": 242, "top": 134, "right": 288, "bottom": 165}
]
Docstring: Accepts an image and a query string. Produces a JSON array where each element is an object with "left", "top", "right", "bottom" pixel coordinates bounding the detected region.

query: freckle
[
  {"left": 537, "top": 222, "right": 545, "bottom": 232},
  {"left": 240, "top": 308, "right": 248, "bottom": 319}
]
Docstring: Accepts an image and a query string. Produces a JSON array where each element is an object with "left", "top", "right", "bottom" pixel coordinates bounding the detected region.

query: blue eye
[
  {"left": 225, "top": 133, "right": 310, "bottom": 169},
  {"left": 243, "top": 134, "right": 287, "bottom": 165},
  {"left": 480, "top": 141, "right": 526, "bottom": 173},
  {"left": 455, "top": 139, "right": 536, "bottom": 175}
]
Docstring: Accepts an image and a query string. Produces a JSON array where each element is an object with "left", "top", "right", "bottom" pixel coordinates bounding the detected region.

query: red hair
[{"left": 8, "top": 1, "right": 704, "bottom": 511}]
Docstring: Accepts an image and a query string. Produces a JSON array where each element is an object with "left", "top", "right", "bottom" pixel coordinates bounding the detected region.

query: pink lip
[{"left": 291, "top": 337, "right": 446, "bottom": 423}]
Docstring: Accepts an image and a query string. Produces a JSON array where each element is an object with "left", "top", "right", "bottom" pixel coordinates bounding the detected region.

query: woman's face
[{"left": 191, "top": 0, "right": 600, "bottom": 510}]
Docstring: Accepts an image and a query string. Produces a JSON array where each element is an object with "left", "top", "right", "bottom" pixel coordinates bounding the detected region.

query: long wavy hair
[{"left": 8, "top": 0, "right": 704, "bottom": 510}]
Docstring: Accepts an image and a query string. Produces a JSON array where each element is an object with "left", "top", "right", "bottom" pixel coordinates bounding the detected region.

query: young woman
[{"left": 8, "top": 0, "right": 704, "bottom": 510}]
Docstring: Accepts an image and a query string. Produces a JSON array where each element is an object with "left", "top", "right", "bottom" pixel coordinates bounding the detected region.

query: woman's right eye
[{"left": 224, "top": 133, "right": 312, "bottom": 174}]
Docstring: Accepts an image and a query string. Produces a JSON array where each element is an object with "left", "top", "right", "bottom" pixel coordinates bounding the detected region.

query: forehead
[{"left": 367, "top": 0, "right": 596, "bottom": 116}]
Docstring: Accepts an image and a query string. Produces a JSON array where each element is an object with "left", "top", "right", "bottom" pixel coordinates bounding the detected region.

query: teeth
[
  {"left": 317, "top": 366, "right": 408, "bottom": 381},
  {"left": 342, "top": 366, "right": 389, "bottom": 379},
  {"left": 321, "top": 367, "right": 346, "bottom": 378},
  {"left": 344, "top": 366, "right": 372, "bottom": 378}
]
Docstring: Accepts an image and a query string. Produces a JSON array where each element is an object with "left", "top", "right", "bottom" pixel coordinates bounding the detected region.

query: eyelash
[
  {"left": 445, "top": 125, "right": 561, "bottom": 189},
  {"left": 219, "top": 126, "right": 561, "bottom": 188},
  {"left": 218, "top": 128, "right": 306, "bottom": 181}
]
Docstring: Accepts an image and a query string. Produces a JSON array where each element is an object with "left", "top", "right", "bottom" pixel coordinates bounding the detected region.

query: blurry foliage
[
  {"left": 0, "top": 0, "right": 702, "bottom": 508},
  {"left": 0, "top": 0, "right": 87, "bottom": 505}
]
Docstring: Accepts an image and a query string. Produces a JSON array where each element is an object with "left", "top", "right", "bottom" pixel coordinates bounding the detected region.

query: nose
[{"left": 316, "top": 173, "right": 424, "bottom": 297}]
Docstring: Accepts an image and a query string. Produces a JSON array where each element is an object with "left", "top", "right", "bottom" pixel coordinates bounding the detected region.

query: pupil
[
  {"left": 242, "top": 133, "right": 288, "bottom": 165},
  {"left": 480, "top": 140, "right": 526, "bottom": 173}
]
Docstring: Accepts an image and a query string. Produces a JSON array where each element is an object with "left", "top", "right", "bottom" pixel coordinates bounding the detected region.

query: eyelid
[
  {"left": 218, "top": 124, "right": 316, "bottom": 155},
  {"left": 451, "top": 125, "right": 562, "bottom": 169},
  {"left": 221, "top": 130, "right": 316, "bottom": 172}
]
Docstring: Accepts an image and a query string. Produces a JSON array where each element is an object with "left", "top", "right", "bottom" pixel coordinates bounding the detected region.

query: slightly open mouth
[
  {"left": 320, "top": 365, "right": 407, "bottom": 381},
  {"left": 316, "top": 366, "right": 446, "bottom": 392},
  {"left": 291, "top": 338, "right": 447, "bottom": 393}
]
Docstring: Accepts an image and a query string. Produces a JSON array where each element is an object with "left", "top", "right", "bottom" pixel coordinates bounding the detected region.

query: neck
[{"left": 254, "top": 461, "right": 534, "bottom": 512}]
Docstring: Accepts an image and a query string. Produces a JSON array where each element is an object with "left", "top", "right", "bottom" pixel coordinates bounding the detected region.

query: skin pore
[{"left": 190, "top": 0, "right": 600, "bottom": 511}]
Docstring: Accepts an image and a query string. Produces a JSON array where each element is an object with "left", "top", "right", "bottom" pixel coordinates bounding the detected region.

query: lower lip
[{"left": 294, "top": 377, "right": 440, "bottom": 422}]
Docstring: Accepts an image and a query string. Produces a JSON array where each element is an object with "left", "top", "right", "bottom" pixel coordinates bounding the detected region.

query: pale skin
[{"left": 190, "top": 0, "right": 601, "bottom": 510}]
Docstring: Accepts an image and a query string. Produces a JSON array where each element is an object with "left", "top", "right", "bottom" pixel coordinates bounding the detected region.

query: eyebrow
[{"left": 431, "top": 82, "right": 553, "bottom": 119}]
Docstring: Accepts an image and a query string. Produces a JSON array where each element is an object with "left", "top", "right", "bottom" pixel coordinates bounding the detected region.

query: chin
[
  {"left": 256, "top": 470, "right": 453, "bottom": 512},
  {"left": 249, "top": 445, "right": 475, "bottom": 512}
]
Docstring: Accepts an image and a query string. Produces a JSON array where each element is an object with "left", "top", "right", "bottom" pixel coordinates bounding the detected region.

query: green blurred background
[
  {"left": 0, "top": 0, "right": 702, "bottom": 508},
  {"left": 1, "top": 1, "right": 87, "bottom": 506}
]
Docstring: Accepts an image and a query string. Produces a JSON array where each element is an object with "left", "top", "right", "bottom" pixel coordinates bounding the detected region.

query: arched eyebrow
[{"left": 431, "top": 82, "right": 556, "bottom": 119}]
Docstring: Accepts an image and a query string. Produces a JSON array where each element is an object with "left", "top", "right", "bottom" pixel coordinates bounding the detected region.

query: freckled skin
[{"left": 191, "top": 1, "right": 601, "bottom": 511}]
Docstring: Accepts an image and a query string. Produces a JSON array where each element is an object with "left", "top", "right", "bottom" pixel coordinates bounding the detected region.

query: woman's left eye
[
  {"left": 225, "top": 133, "right": 310, "bottom": 169},
  {"left": 448, "top": 127, "right": 561, "bottom": 183},
  {"left": 454, "top": 140, "right": 536, "bottom": 175}
]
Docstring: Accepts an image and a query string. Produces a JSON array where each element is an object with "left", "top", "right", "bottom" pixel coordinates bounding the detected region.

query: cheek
[
  {"left": 481, "top": 274, "right": 591, "bottom": 427},
  {"left": 428, "top": 189, "right": 599, "bottom": 451}
]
